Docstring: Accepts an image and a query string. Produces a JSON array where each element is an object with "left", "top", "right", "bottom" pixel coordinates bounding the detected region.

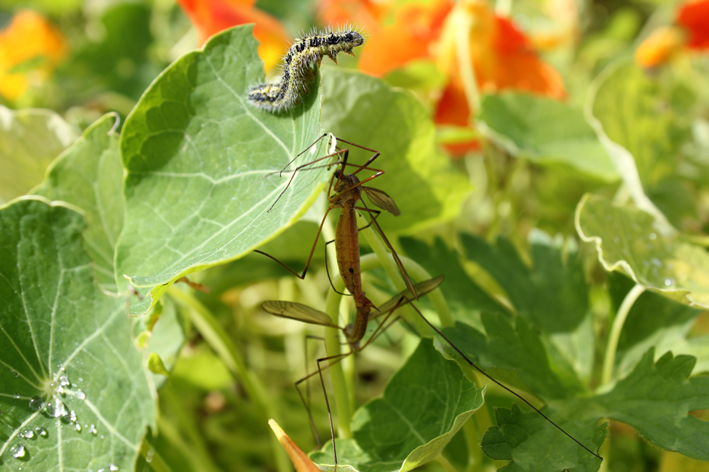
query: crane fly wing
[
  {"left": 262, "top": 301, "right": 339, "bottom": 328},
  {"left": 362, "top": 187, "right": 400, "bottom": 216},
  {"left": 370, "top": 275, "right": 445, "bottom": 320},
  {"left": 366, "top": 210, "right": 418, "bottom": 299}
]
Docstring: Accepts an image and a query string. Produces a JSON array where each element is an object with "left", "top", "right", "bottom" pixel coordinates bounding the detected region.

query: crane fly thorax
[{"left": 333, "top": 174, "right": 362, "bottom": 207}]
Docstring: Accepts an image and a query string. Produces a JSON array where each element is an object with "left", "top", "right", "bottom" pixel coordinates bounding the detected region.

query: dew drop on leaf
[
  {"left": 58, "top": 375, "right": 71, "bottom": 388},
  {"left": 68, "top": 410, "right": 77, "bottom": 423},
  {"left": 34, "top": 427, "right": 47, "bottom": 437},
  {"left": 75, "top": 389, "right": 86, "bottom": 401},
  {"left": 28, "top": 397, "right": 44, "bottom": 411},
  {"left": 109, "top": 465, "right": 119, "bottom": 471},
  {"left": 75, "top": 423, "right": 81, "bottom": 432},
  {"left": 88, "top": 424, "right": 97, "bottom": 435},
  {"left": 46, "top": 397, "right": 67, "bottom": 418},
  {"left": 664, "top": 278, "right": 674, "bottom": 287},
  {"left": 13, "top": 393, "right": 20, "bottom": 399},
  {"left": 21, "top": 429, "right": 34, "bottom": 439},
  {"left": 11, "top": 370, "right": 19, "bottom": 377},
  {"left": 10, "top": 444, "right": 26, "bottom": 458}
]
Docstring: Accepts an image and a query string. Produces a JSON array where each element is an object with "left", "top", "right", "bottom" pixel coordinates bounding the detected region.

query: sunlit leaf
[
  {"left": 576, "top": 194, "right": 709, "bottom": 308},
  {"left": 321, "top": 69, "right": 471, "bottom": 233},
  {"left": 115, "top": 25, "right": 331, "bottom": 314},
  {"left": 0, "top": 106, "right": 78, "bottom": 204},
  {"left": 311, "top": 339, "right": 484, "bottom": 472},
  {"left": 34, "top": 114, "right": 122, "bottom": 294},
  {"left": 477, "top": 92, "right": 618, "bottom": 181},
  {"left": 0, "top": 197, "right": 154, "bottom": 471}
]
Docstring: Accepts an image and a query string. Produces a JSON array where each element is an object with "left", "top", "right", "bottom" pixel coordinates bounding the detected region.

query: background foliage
[{"left": 1, "top": 0, "right": 708, "bottom": 472}]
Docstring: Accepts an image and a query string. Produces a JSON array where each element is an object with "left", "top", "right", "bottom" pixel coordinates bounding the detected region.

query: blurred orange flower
[
  {"left": 0, "top": 10, "right": 67, "bottom": 102},
  {"left": 321, "top": 0, "right": 566, "bottom": 155},
  {"left": 636, "top": 0, "right": 709, "bottom": 67},
  {"left": 177, "top": 0, "right": 291, "bottom": 72}
]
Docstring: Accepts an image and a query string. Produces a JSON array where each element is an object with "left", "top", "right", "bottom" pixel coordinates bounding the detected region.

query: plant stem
[
  {"left": 324, "top": 276, "right": 353, "bottom": 439},
  {"left": 601, "top": 283, "right": 645, "bottom": 386},
  {"left": 167, "top": 287, "right": 291, "bottom": 472}
]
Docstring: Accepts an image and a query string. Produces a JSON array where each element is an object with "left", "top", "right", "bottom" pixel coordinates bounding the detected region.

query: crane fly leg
[{"left": 254, "top": 204, "right": 335, "bottom": 279}]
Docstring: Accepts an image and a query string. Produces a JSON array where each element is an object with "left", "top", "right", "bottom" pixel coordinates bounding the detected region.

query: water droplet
[
  {"left": 75, "top": 390, "right": 86, "bottom": 401},
  {"left": 21, "top": 429, "right": 34, "bottom": 439},
  {"left": 11, "top": 444, "right": 26, "bottom": 458},
  {"left": 88, "top": 424, "right": 97, "bottom": 435},
  {"left": 68, "top": 410, "right": 77, "bottom": 423},
  {"left": 11, "top": 370, "right": 19, "bottom": 377},
  {"left": 46, "top": 398, "right": 67, "bottom": 418},
  {"left": 109, "top": 465, "right": 119, "bottom": 471},
  {"left": 34, "top": 427, "right": 47, "bottom": 437},
  {"left": 28, "top": 397, "right": 44, "bottom": 411},
  {"left": 664, "top": 278, "right": 674, "bottom": 287},
  {"left": 145, "top": 449, "right": 154, "bottom": 463},
  {"left": 13, "top": 393, "right": 20, "bottom": 399},
  {"left": 648, "top": 233, "right": 657, "bottom": 240},
  {"left": 74, "top": 423, "right": 81, "bottom": 432},
  {"left": 58, "top": 375, "right": 70, "bottom": 388}
]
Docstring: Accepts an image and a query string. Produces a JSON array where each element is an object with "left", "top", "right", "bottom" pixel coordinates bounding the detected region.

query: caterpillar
[{"left": 248, "top": 27, "right": 364, "bottom": 113}]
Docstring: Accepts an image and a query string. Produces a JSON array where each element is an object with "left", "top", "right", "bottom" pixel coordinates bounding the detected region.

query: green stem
[
  {"left": 324, "top": 276, "right": 353, "bottom": 439},
  {"left": 167, "top": 287, "right": 291, "bottom": 472},
  {"left": 601, "top": 283, "right": 645, "bottom": 386},
  {"left": 463, "top": 418, "right": 483, "bottom": 472},
  {"left": 436, "top": 454, "right": 458, "bottom": 472}
]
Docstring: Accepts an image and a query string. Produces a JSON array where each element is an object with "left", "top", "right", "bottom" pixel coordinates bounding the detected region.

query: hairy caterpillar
[{"left": 248, "top": 28, "right": 364, "bottom": 113}]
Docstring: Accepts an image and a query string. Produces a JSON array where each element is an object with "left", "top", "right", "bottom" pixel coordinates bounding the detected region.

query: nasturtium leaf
[
  {"left": 311, "top": 340, "right": 484, "bottom": 472},
  {"left": 0, "top": 106, "right": 78, "bottom": 204},
  {"left": 321, "top": 68, "right": 471, "bottom": 234},
  {"left": 476, "top": 92, "right": 617, "bottom": 181},
  {"left": 0, "top": 197, "right": 154, "bottom": 471},
  {"left": 587, "top": 62, "right": 694, "bottom": 231},
  {"left": 116, "top": 25, "right": 331, "bottom": 314},
  {"left": 34, "top": 114, "right": 123, "bottom": 294},
  {"left": 576, "top": 194, "right": 709, "bottom": 308}
]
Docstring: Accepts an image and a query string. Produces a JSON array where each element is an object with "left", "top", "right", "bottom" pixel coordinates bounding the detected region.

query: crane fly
[
  {"left": 255, "top": 135, "right": 603, "bottom": 469},
  {"left": 255, "top": 133, "right": 418, "bottom": 348}
]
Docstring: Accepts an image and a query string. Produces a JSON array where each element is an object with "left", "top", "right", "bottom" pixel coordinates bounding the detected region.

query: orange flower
[
  {"left": 268, "top": 419, "right": 320, "bottom": 472},
  {"left": 339, "top": 0, "right": 565, "bottom": 154},
  {"left": 317, "top": 0, "right": 394, "bottom": 31},
  {"left": 0, "top": 10, "right": 67, "bottom": 101},
  {"left": 177, "top": 0, "right": 290, "bottom": 72},
  {"left": 636, "top": 0, "right": 709, "bottom": 68}
]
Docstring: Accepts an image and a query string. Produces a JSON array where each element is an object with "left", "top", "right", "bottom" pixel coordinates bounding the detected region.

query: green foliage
[
  {"left": 311, "top": 340, "right": 485, "bottom": 472},
  {"left": 116, "top": 26, "right": 331, "bottom": 315},
  {"left": 0, "top": 198, "right": 154, "bottom": 471},
  {"left": 2, "top": 2, "right": 709, "bottom": 471}
]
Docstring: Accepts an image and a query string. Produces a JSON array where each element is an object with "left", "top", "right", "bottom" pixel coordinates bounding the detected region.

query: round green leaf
[
  {"left": 115, "top": 25, "right": 330, "bottom": 313},
  {"left": 0, "top": 197, "right": 154, "bottom": 471},
  {"left": 312, "top": 340, "right": 484, "bottom": 471},
  {"left": 576, "top": 194, "right": 709, "bottom": 308},
  {"left": 0, "top": 106, "right": 78, "bottom": 204},
  {"left": 34, "top": 114, "right": 123, "bottom": 294},
  {"left": 477, "top": 92, "right": 618, "bottom": 181}
]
